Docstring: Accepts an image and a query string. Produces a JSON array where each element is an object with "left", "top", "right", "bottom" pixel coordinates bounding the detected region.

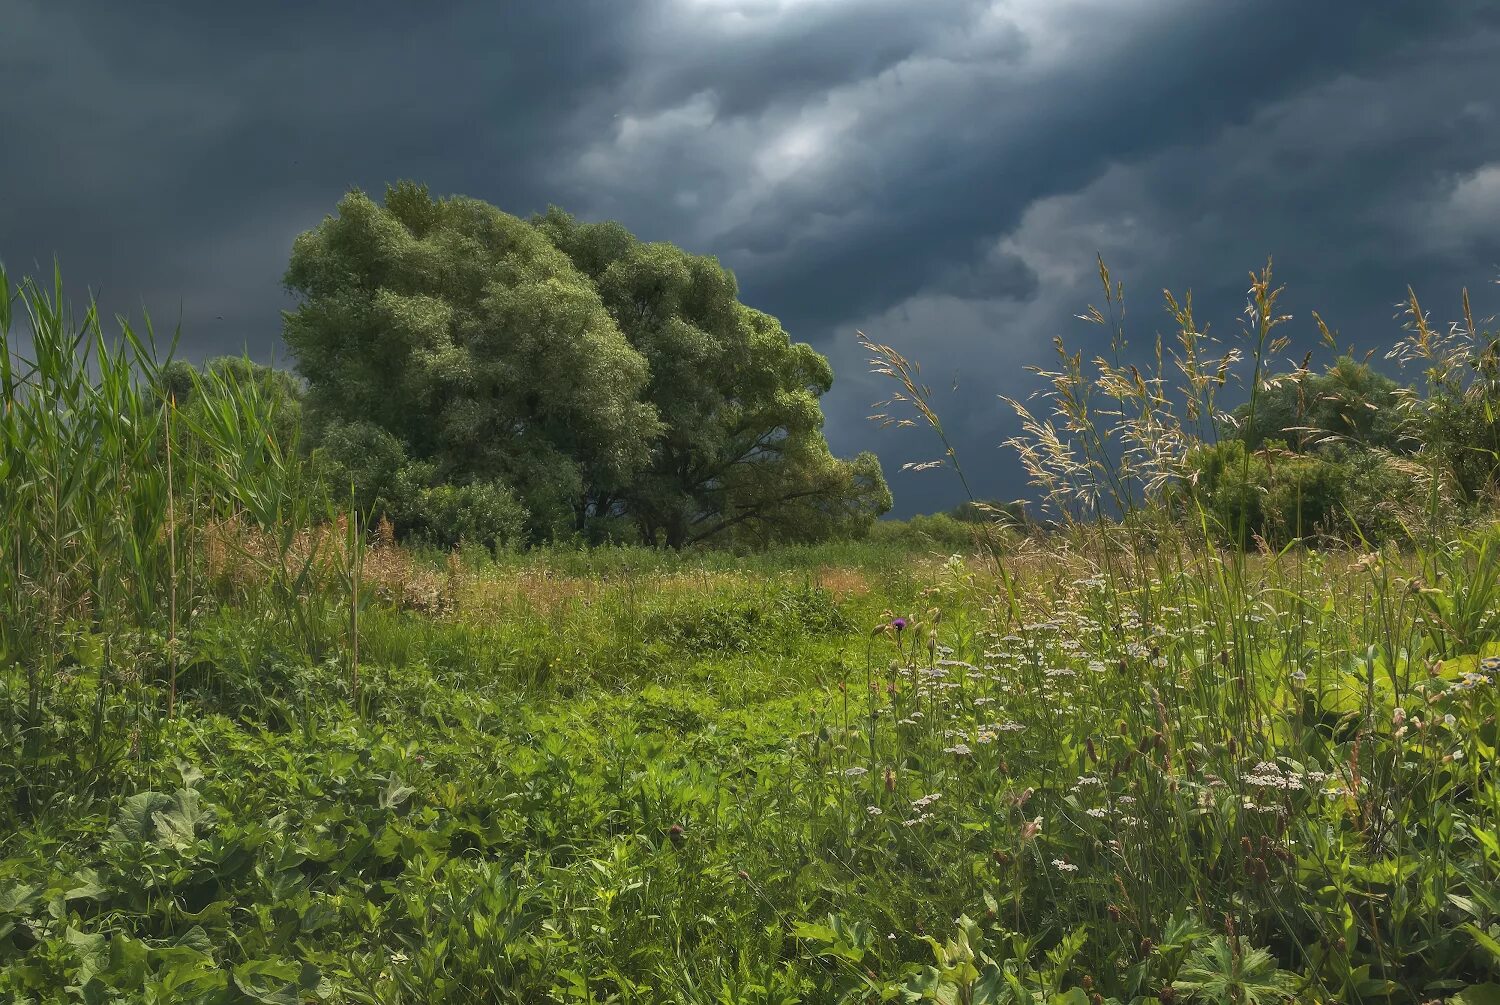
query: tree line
[{"left": 178, "top": 182, "right": 892, "bottom": 551}]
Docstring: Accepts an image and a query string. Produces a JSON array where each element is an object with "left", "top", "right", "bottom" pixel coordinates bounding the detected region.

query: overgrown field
[
  {"left": 5, "top": 263, "right": 1500, "bottom": 1003},
  {"left": 7, "top": 534, "right": 1500, "bottom": 1003}
]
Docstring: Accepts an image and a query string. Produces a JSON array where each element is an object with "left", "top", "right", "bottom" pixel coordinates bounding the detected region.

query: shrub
[
  {"left": 870, "top": 513, "right": 986, "bottom": 553},
  {"left": 414, "top": 481, "right": 528, "bottom": 553}
]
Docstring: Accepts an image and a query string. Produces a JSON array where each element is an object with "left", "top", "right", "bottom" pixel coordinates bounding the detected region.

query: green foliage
[
  {"left": 949, "top": 498, "right": 1029, "bottom": 527},
  {"left": 413, "top": 480, "right": 527, "bottom": 553},
  {"left": 0, "top": 265, "right": 352, "bottom": 802},
  {"left": 283, "top": 185, "right": 888, "bottom": 549},
  {"left": 1171, "top": 938, "right": 1301, "bottom": 1004},
  {"left": 284, "top": 181, "right": 659, "bottom": 541},
  {"left": 1184, "top": 438, "right": 1424, "bottom": 546},
  {"left": 870, "top": 512, "right": 987, "bottom": 553},
  {"left": 1184, "top": 353, "right": 1433, "bottom": 546},
  {"left": 11, "top": 526, "right": 1500, "bottom": 1001},
  {"left": 310, "top": 419, "right": 429, "bottom": 525},
  {"left": 537, "top": 206, "right": 890, "bottom": 546},
  {"left": 1421, "top": 372, "right": 1500, "bottom": 502},
  {"left": 163, "top": 357, "right": 305, "bottom": 456},
  {"left": 1203, "top": 344, "right": 1500, "bottom": 544},
  {"left": 1232, "top": 354, "right": 1413, "bottom": 453}
]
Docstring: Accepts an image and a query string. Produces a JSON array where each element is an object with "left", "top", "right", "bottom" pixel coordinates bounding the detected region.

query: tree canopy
[
  {"left": 282, "top": 183, "right": 889, "bottom": 548},
  {"left": 1184, "top": 355, "right": 1427, "bottom": 545},
  {"left": 1230, "top": 355, "right": 1412, "bottom": 453},
  {"left": 534, "top": 207, "right": 888, "bottom": 546}
]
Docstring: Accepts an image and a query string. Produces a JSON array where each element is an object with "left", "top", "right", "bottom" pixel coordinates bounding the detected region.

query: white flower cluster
[{"left": 1242, "top": 761, "right": 1305, "bottom": 791}]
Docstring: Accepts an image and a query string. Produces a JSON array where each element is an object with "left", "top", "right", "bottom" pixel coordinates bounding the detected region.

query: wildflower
[
  {"left": 944, "top": 743, "right": 972, "bottom": 758},
  {"left": 891, "top": 617, "right": 907, "bottom": 634},
  {"left": 1020, "top": 816, "right": 1043, "bottom": 843},
  {"left": 668, "top": 823, "right": 685, "bottom": 846},
  {"left": 1393, "top": 707, "right": 1406, "bottom": 727},
  {"left": 843, "top": 766, "right": 869, "bottom": 779},
  {"left": 1444, "top": 713, "right": 1457, "bottom": 729},
  {"left": 867, "top": 805, "right": 883, "bottom": 817},
  {"left": 884, "top": 767, "right": 896, "bottom": 791},
  {"left": 1052, "top": 858, "right": 1079, "bottom": 873}
]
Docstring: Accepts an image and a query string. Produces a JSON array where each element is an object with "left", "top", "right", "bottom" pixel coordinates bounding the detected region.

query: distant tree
[
  {"left": 282, "top": 183, "right": 659, "bottom": 541},
  {"left": 162, "top": 357, "right": 305, "bottom": 458},
  {"left": 534, "top": 207, "right": 889, "bottom": 547},
  {"left": 1230, "top": 355, "right": 1412, "bottom": 454},
  {"left": 1182, "top": 437, "right": 1422, "bottom": 547},
  {"left": 948, "top": 498, "right": 1028, "bottom": 527},
  {"left": 282, "top": 184, "right": 888, "bottom": 547},
  {"left": 1415, "top": 330, "right": 1500, "bottom": 502}
]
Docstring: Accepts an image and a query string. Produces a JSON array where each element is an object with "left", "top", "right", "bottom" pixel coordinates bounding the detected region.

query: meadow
[{"left": 3, "top": 262, "right": 1500, "bottom": 1004}]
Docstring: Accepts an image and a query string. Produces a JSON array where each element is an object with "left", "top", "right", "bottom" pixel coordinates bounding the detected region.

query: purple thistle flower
[{"left": 892, "top": 617, "right": 907, "bottom": 633}]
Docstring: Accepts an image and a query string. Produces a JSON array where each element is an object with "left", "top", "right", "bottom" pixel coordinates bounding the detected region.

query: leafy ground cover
[{"left": 5, "top": 536, "right": 1500, "bottom": 1003}]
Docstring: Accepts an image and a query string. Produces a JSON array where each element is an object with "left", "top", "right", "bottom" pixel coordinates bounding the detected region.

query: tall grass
[
  {"left": 851, "top": 260, "right": 1500, "bottom": 998},
  {"left": 0, "top": 267, "right": 346, "bottom": 809}
]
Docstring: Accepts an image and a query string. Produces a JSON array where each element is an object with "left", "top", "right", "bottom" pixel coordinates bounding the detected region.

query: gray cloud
[{"left": 4, "top": 0, "right": 1499, "bottom": 514}]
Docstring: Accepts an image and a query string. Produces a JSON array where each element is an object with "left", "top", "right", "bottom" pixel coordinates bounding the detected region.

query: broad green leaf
[{"left": 1455, "top": 985, "right": 1500, "bottom": 1005}]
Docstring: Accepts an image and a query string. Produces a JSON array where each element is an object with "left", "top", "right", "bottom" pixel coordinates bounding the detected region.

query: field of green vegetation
[{"left": 5, "top": 246, "right": 1500, "bottom": 1004}]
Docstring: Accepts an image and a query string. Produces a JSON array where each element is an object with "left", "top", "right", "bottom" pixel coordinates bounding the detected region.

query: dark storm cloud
[
  {"left": 5, "top": 0, "right": 1500, "bottom": 514},
  {"left": 625, "top": 0, "right": 1002, "bottom": 119},
  {"left": 692, "top": 1, "right": 1496, "bottom": 328},
  {"left": 819, "top": 20, "right": 1500, "bottom": 513},
  {"left": 2, "top": 1, "right": 635, "bottom": 349}
]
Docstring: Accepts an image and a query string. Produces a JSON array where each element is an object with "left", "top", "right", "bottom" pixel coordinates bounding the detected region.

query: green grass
[{"left": 5, "top": 265, "right": 1500, "bottom": 1003}]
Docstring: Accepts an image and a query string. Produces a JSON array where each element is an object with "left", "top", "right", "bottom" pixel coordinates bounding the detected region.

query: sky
[{"left": 4, "top": 0, "right": 1500, "bottom": 515}]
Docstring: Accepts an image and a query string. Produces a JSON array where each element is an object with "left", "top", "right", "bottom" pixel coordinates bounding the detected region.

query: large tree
[
  {"left": 282, "top": 184, "right": 888, "bottom": 546},
  {"left": 535, "top": 207, "right": 889, "bottom": 546},
  {"left": 283, "top": 183, "right": 659, "bottom": 538}
]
